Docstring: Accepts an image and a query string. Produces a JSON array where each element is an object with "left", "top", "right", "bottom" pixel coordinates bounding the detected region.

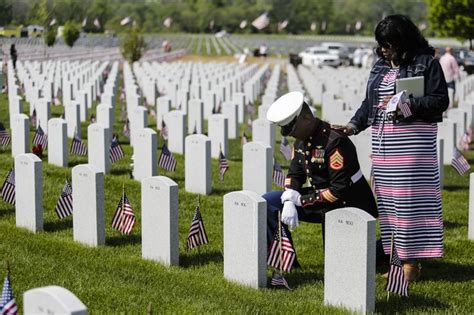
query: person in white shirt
[{"left": 439, "top": 47, "right": 460, "bottom": 108}]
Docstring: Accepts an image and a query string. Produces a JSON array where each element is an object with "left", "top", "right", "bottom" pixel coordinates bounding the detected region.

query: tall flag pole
[
  {"left": 0, "top": 261, "right": 17, "bottom": 315},
  {"left": 386, "top": 232, "right": 408, "bottom": 299},
  {"left": 186, "top": 196, "right": 209, "bottom": 251}
]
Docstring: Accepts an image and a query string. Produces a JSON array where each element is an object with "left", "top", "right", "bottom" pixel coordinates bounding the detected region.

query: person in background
[
  {"left": 338, "top": 15, "right": 448, "bottom": 282},
  {"left": 263, "top": 91, "right": 378, "bottom": 269},
  {"left": 10, "top": 44, "right": 17, "bottom": 69},
  {"left": 259, "top": 43, "right": 268, "bottom": 57},
  {"left": 439, "top": 47, "right": 460, "bottom": 109}
]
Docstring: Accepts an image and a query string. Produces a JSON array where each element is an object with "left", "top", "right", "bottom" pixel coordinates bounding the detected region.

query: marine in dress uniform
[{"left": 264, "top": 91, "right": 378, "bottom": 267}]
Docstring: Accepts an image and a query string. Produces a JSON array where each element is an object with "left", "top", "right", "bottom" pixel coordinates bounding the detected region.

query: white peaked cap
[{"left": 266, "top": 91, "right": 304, "bottom": 126}]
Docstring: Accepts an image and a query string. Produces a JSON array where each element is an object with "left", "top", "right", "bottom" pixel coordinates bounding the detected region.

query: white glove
[
  {"left": 281, "top": 189, "right": 302, "bottom": 207},
  {"left": 281, "top": 201, "right": 299, "bottom": 231}
]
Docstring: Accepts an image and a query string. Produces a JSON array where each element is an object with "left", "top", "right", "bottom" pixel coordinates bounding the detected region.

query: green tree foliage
[
  {"left": 44, "top": 27, "right": 56, "bottom": 46},
  {"left": 120, "top": 27, "right": 147, "bottom": 63},
  {"left": 62, "top": 21, "right": 80, "bottom": 48},
  {"left": 428, "top": 0, "right": 474, "bottom": 49}
]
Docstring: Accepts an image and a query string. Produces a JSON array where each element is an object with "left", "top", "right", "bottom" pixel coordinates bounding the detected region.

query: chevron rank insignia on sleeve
[{"left": 329, "top": 149, "right": 344, "bottom": 170}]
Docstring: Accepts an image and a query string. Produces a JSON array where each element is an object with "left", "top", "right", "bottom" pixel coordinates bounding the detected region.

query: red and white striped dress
[{"left": 372, "top": 68, "right": 443, "bottom": 260}]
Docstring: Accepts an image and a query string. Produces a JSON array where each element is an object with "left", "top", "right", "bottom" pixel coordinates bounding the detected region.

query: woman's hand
[{"left": 331, "top": 124, "right": 356, "bottom": 136}]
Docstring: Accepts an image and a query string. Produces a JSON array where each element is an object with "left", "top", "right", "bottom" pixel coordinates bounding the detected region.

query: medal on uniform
[{"left": 312, "top": 149, "right": 325, "bottom": 163}]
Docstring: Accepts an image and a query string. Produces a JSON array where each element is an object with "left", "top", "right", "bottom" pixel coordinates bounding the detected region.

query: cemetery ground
[{"left": 0, "top": 84, "right": 473, "bottom": 313}]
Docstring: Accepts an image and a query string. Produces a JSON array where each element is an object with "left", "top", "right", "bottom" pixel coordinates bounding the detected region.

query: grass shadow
[
  {"left": 442, "top": 185, "right": 468, "bottom": 192},
  {"left": 110, "top": 167, "right": 132, "bottom": 176},
  {"left": 43, "top": 218, "right": 73, "bottom": 232},
  {"left": 0, "top": 207, "right": 15, "bottom": 218},
  {"left": 179, "top": 249, "right": 223, "bottom": 268},
  {"left": 285, "top": 270, "right": 323, "bottom": 288},
  {"left": 443, "top": 220, "right": 464, "bottom": 229},
  {"left": 106, "top": 234, "right": 142, "bottom": 247},
  {"left": 421, "top": 260, "right": 474, "bottom": 282},
  {"left": 68, "top": 159, "right": 88, "bottom": 168},
  {"left": 376, "top": 293, "right": 448, "bottom": 313}
]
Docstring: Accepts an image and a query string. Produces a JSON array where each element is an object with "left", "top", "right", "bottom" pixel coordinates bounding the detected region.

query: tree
[
  {"left": 63, "top": 21, "right": 80, "bottom": 48},
  {"left": 428, "top": 0, "right": 474, "bottom": 50},
  {"left": 120, "top": 27, "right": 147, "bottom": 63},
  {"left": 44, "top": 27, "right": 56, "bottom": 46}
]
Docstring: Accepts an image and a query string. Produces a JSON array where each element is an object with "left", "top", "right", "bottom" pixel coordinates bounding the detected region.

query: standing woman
[{"left": 340, "top": 15, "right": 448, "bottom": 281}]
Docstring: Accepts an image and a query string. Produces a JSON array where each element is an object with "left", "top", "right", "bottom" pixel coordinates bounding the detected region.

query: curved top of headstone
[
  {"left": 72, "top": 163, "right": 102, "bottom": 175},
  {"left": 136, "top": 128, "right": 157, "bottom": 136},
  {"left": 253, "top": 118, "right": 271, "bottom": 125},
  {"left": 97, "top": 103, "right": 112, "bottom": 110},
  {"left": 133, "top": 106, "right": 147, "bottom": 113},
  {"left": 24, "top": 285, "right": 87, "bottom": 314},
  {"left": 189, "top": 99, "right": 204, "bottom": 104},
  {"left": 326, "top": 207, "right": 376, "bottom": 223},
  {"left": 166, "top": 110, "right": 186, "bottom": 118},
  {"left": 66, "top": 102, "right": 80, "bottom": 108},
  {"left": 48, "top": 117, "right": 66, "bottom": 125},
  {"left": 243, "top": 141, "right": 271, "bottom": 150},
  {"left": 209, "top": 114, "right": 226, "bottom": 120},
  {"left": 12, "top": 113, "right": 29, "bottom": 120},
  {"left": 224, "top": 190, "right": 266, "bottom": 204},
  {"left": 157, "top": 96, "right": 171, "bottom": 102},
  {"left": 87, "top": 122, "right": 107, "bottom": 131},
  {"left": 143, "top": 176, "right": 177, "bottom": 187},
  {"left": 185, "top": 134, "right": 210, "bottom": 142},
  {"left": 15, "top": 153, "right": 41, "bottom": 163}
]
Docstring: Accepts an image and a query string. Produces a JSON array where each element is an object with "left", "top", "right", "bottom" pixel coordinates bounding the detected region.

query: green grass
[{"left": 0, "top": 81, "right": 473, "bottom": 313}]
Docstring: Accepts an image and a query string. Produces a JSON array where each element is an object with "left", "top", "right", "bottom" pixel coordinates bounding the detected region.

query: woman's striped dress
[{"left": 372, "top": 68, "right": 444, "bottom": 260}]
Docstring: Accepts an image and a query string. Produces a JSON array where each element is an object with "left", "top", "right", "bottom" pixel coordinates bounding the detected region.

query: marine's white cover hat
[{"left": 266, "top": 91, "right": 304, "bottom": 126}]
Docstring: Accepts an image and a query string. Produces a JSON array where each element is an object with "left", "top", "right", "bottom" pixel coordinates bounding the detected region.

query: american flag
[
  {"left": 109, "top": 135, "right": 124, "bottom": 163},
  {"left": 0, "top": 169, "right": 15, "bottom": 206},
  {"left": 55, "top": 180, "right": 73, "bottom": 219},
  {"left": 280, "top": 137, "right": 292, "bottom": 161},
  {"left": 273, "top": 161, "right": 285, "bottom": 188},
  {"left": 159, "top": 144, "right": 177, "bottom": 172},
  {"left": 218, "top": 150, "right": 229, "bottom": 181},
  {"left": 186, "top": 205, "right": 209, "bottom": 250},
  {"left": 32, "top": 125, "right": 48, "bottom": 149},
  {"left": 451, "top": 148, "right": 470, "bottom": 175},
  {"left": 0, "top": 273, "right": 17, "bottom": 315},
  {"left": 246, "top": 117, "right": 252, "bottom": 132},
  {"left": 267, "top": 225, "right": 296, "bottom": 273},
  {"left": 70, "top": 132, "right": 87, "bottom": 156},
  {"left": 111, "top": 193, "right": 136, "bottom": 235},
  {"left": 252, "top": 12, "right": 270, "bottom": 30},
  {"left": 30, "top": 108, "right": 37, "bottom": 128},
  {"left": 90, "top": 114, "right": 96, "bottom": 123},
  {"left": 160, "top": 120, "right": 168, "bottom": 140},
  {"left": 122, "top": 119, "right": 131, "bottom": 138},
  {"left": 0, "top": 123, "right": 11, "bottom": 147},
  {"left": 459, "top": 131, "right": 470, "bottom": 151},
  {"left": 246, "top": 102, "right": 256, "bottom": 115},
  {"left": 399, "top": 101, "right": 412, "bottom": 118},
  {"left": 213, "top": 102, "right": 222, "bottom": 114},
  {"left": 386, "top": 237, "right": 409, "bottom": 297},
  {"left": 270, "top": 270, "right": 292, "bottom": 290},
  {"left": 241, "top": 132, "right": 248, "bottom": 146}
]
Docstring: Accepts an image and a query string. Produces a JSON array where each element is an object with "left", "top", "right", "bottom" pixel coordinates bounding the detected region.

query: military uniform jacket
[{"left": 284, "top": 121, "right": 378, "bottom": 218}]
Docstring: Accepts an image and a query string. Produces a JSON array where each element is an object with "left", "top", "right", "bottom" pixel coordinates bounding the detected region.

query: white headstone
[
  {"left": 72, "top": 164, "right": 105, "bottom": 246},
  {"left": 129, "top": 106, "right": 148, "bottom": 147},
  {"left": 65, "top": 102, "right": 81, "bottom": 139},
  {"left": 222, "top": 102, "right": 238, "bottom": 139},
  {"left": 324, "top": 207, "right": 376, "bottom": 314},
  {"left": 165, "top": 111, "right": 187, "bottom": 154},
  {"left": 15, "top": 153, "right": 43, "bottom": 232},
  {"left": 77, "top": 90, "right": 88, "bottom": 122},
  {"left": 11, "top": 113, "right": 30, "bottom": 157},
  {"left": 438, "top": 119, "right": 457, "bottom": 165},
  {"left": 203, "top": 90, "right": 217, "bottom": 119},
  {"left": 24, "top": 286, "right": 87, "bottom": 315},
  {"left": 87, "top": 123, "right": 111, "bottom": 174},
  {"left": 242, "top": 142, "right": 272, "bottom": 195},
  {"left": 469, "top": 173, "right": 474, "bottom": 240},
  {"left": 252, "top": 118, "right": 275, "bottom": 150},
  {"left": 96, "top": 104, "right": 114, "bottom": 140},
  {"left": 352, "top": 129, "right": 372, "bottom": 179},
  {"left": 233, "top": 92, "right": 245, "bottom": 123},
  {"left": 133, "top": 128, "right": 157, "bottom": 182},
  {"left": 36, "top": 99, "right": 51, "bottom": 134},
  {"left": 48, "top": 118, "right": 68, "bottom": 167},
  {"left": 208, "top": 114, "right": 228, "bottom": 158},
  {"left": 188, "top": 99, "right": 204, "bottom": 134},
  {"left": 141, "top": 176, "right": 179, "bottom": 266},
  {"left": 157, "top": 96, "right": 171, "bottom": 128},
  {"left": 223, "top": 190, "right": 267, "bottom": 289},
  {"left": 8, "top": 95, "right": 23, "bottom": 127},
  {"left": 185, "top": 134, "right": 211, "bottom": 194}
]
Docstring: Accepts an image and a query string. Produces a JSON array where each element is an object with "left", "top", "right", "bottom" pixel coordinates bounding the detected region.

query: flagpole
[
  {"left": 121, "top": 183, "right": 125, "bottom": 231},
  {"left": 387, "top": 232, "right": 394, "bottom": 302},
  {"left": 278, "top": 211, "right": 283, "bottom": 275},
  {"left": 197, "top": 195, "right": 201, "bottom": 255}
]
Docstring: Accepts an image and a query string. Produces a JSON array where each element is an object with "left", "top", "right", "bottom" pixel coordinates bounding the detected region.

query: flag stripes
[
  {"left": 273, "top": 161, "right": 285, "bottom": 188},
  {"left": 109, "top": 135, "right": 124, "bottom": 163},
  {"left": 218, "top": 150, "right": 229, "bottom": 181},
  {"left": 267, "top": 226, "right": 296, "bottom": 273},
  {"left": 0, "top": 169, "right": 15, "bottom": 206},
  {"left": 70, "top": 133, "right": 87, "bottom": 156},
  {"left": 280, "top": 137, "right": 292, "bottom": 161},
  {"left": 451, "top": 148, "right": 470, "bottom": 175},
  {"left": 123, "top": 119, "right": 131, "bottom": 138},
  {"left": 32, "top": 125, "right": 48, "bottom": 149},
  {"left": 111, "top": 193, "right": 136, "bottom": 235},
  {"left": 0, "top": 123, "right": 10, "bottom": 147},
  {"left": 55, "top": 180, "right": 73, "bottom": 219},
  {"left": 186, "top": 206, "right": 209, "bottom": 250},
  {"left": 386, "top": 243, "right": 409, "bottom": 297},
  {"left": 159, "top": 144, "right": 177, "bottom": 172},
  {"left": 270, "top": 271, "right": 292, "bottom": 290},
  {"left": 0, "top": 274, "right": 17, "bottom": 315}
]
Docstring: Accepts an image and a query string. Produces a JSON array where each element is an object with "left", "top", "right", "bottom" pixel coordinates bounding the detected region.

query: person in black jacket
[
  {"left": 337, "top": 15, "right": 448, "bottom": 282},
  {"left": 10, "top": 44, "right": 17, "bottom": 69},
  {"left": 264, "top": 91, "right": 378, "bottom": 269}
]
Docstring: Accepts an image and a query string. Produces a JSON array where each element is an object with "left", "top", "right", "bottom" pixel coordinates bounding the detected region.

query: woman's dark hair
[{"left": 375, "top": 14, "right": 434, "bottom": 65}]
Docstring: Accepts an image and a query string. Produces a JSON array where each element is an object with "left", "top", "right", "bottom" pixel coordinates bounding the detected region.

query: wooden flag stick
[
  {"left": 5, "top": 259, "right": 11, "bottom": 275},
  {"left": 278, "top": 211, "right": 283, "bottom": 275},
  {"left": 387, "top": 231, "right": 395, "bottom": 302},
  {"left": 146, "top": 302, "right": 152, "bottom": 315}
]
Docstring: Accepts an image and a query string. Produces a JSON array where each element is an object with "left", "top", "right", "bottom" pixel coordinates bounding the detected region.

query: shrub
[
  {"left": 63, "top": 21, "right": 80, "bottom": 48},
  {"left": 120, "top": 27, "right": 147, "bottom": 63}
]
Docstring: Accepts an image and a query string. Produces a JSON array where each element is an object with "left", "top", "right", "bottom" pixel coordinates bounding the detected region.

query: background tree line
[{"left": 0, "top": 0, "right": 472, "bottom": 47}]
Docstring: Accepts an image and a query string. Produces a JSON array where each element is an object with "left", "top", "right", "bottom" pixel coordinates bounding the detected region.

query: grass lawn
[{"left": 0, "top": 69, "right": 473, "bottom": 313}]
